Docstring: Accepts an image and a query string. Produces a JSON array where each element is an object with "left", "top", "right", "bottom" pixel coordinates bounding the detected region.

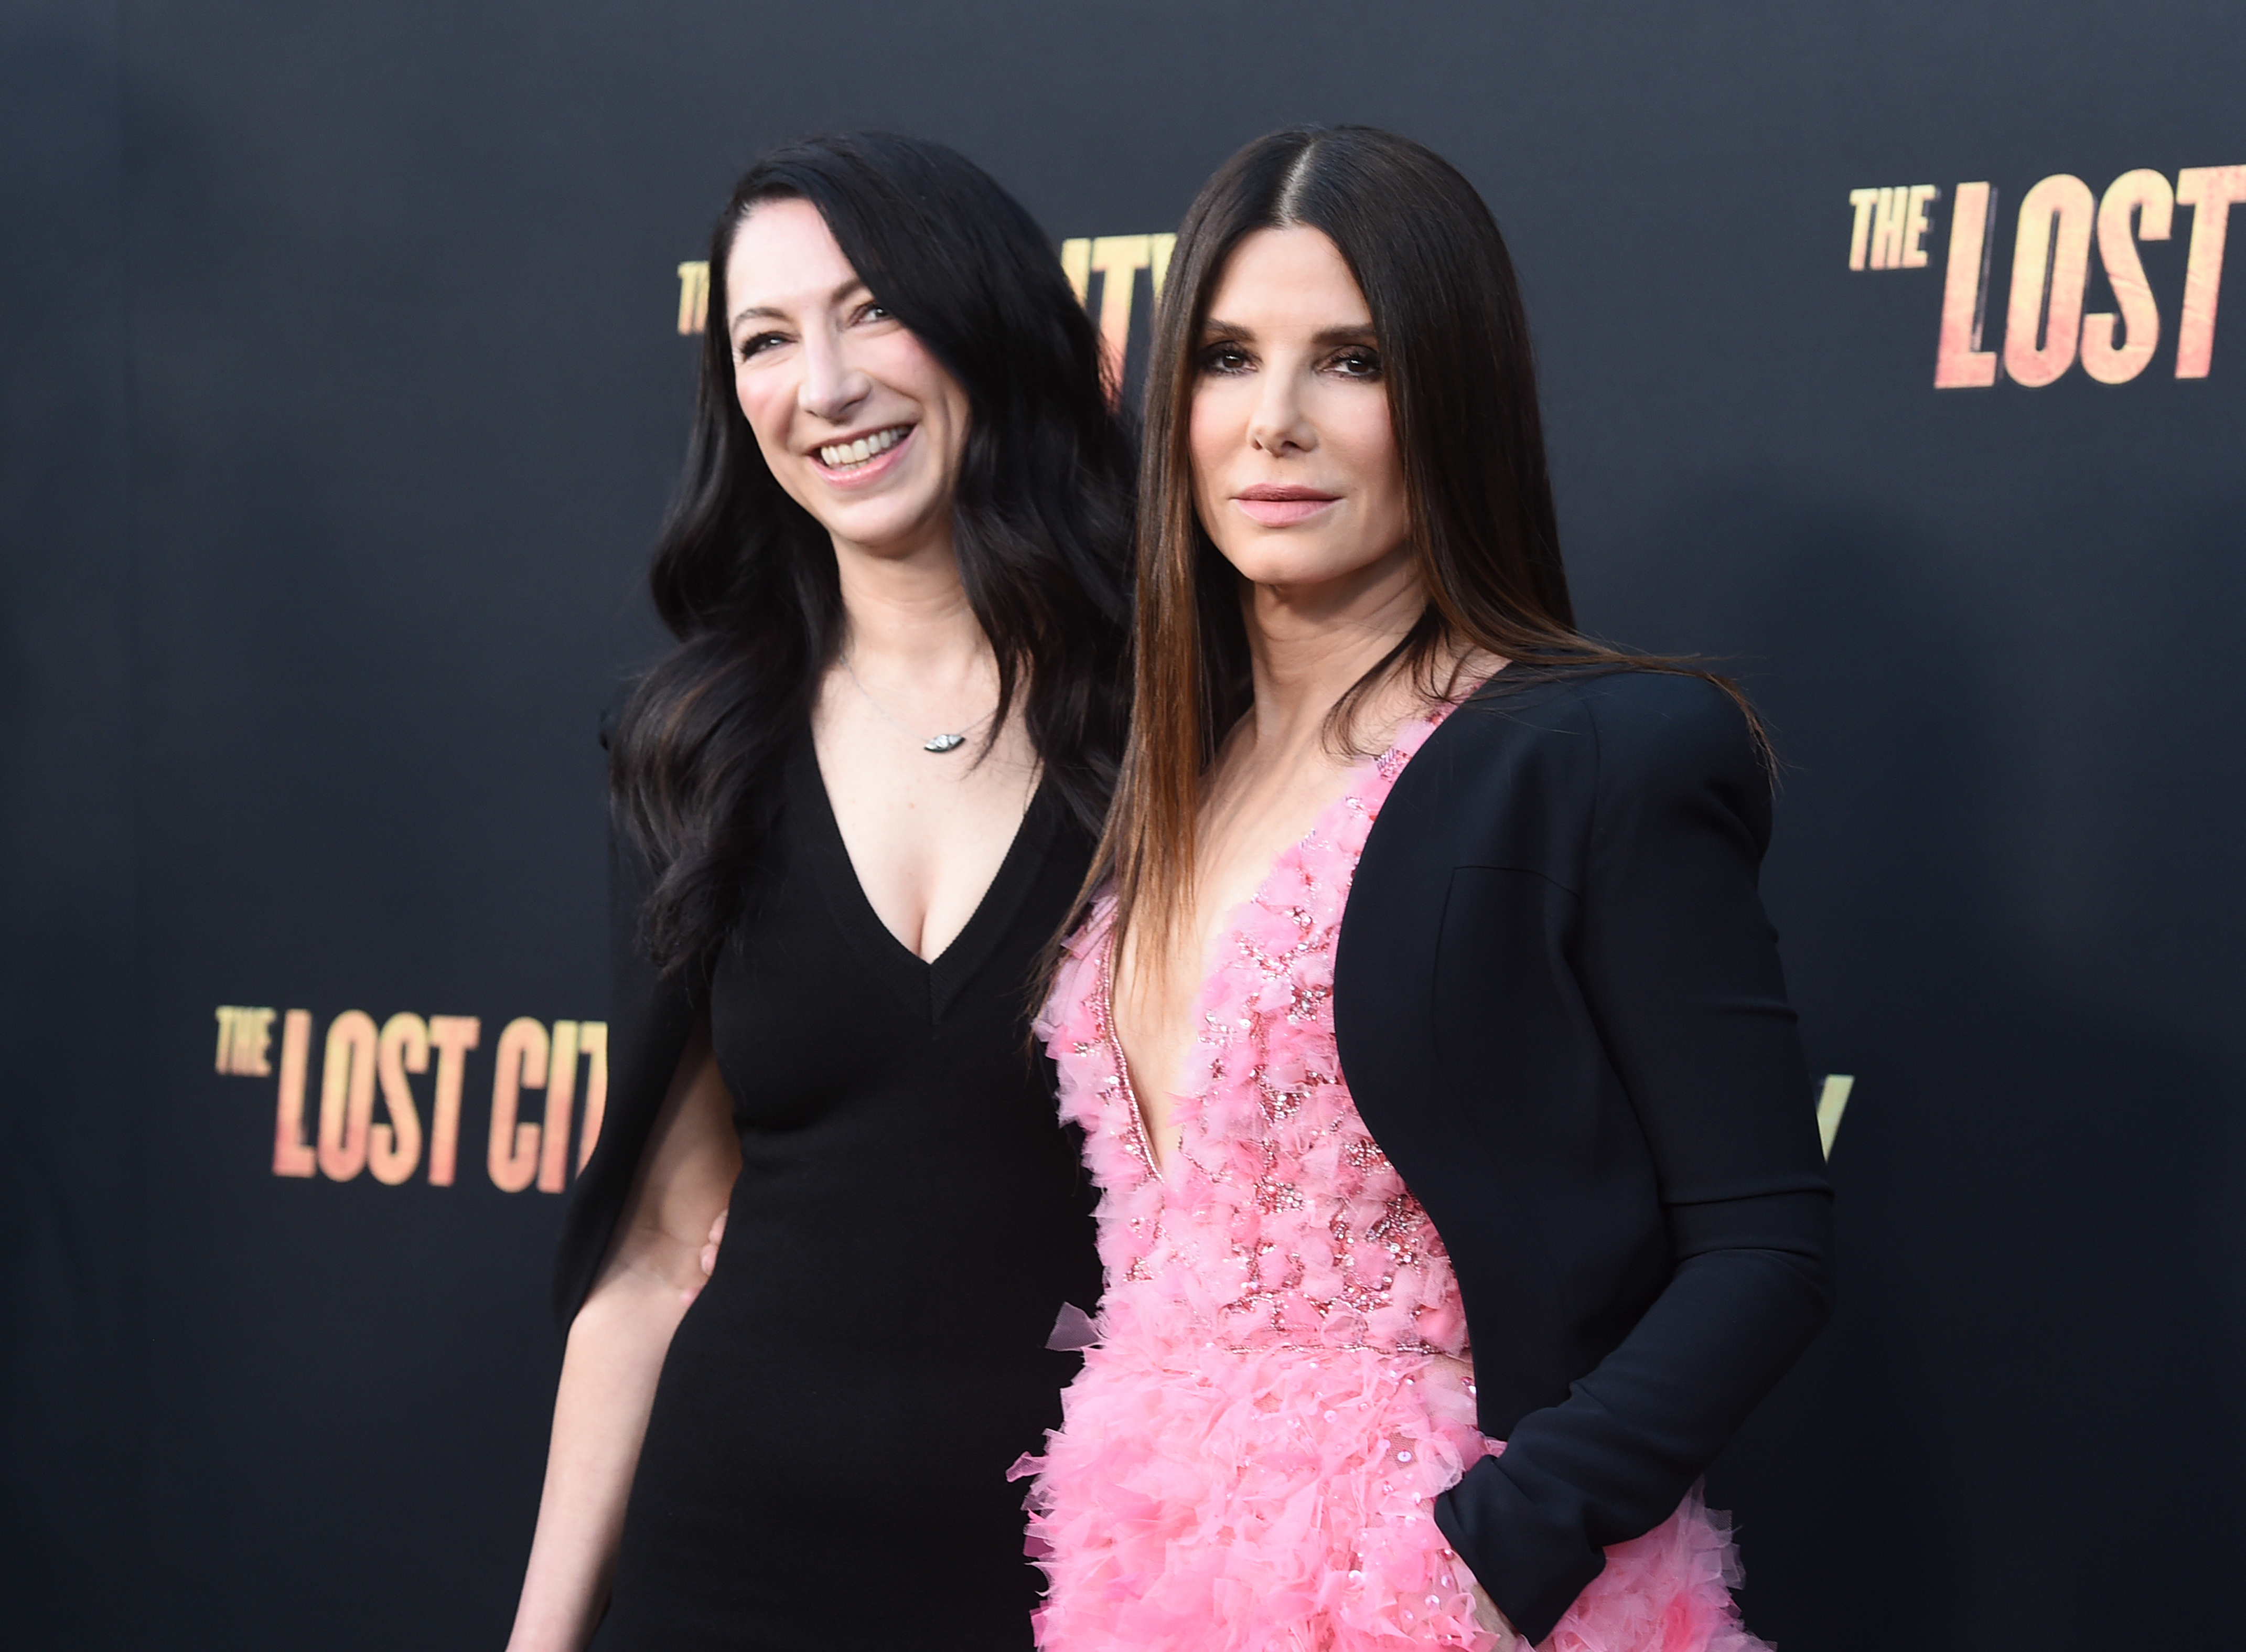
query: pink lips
[{"left": 1233, "top": 484, "right": 1338, "bottom": 527}]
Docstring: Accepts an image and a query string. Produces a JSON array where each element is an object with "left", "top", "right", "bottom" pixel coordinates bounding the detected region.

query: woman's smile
[{"left": 810, "top": 422, "right": 916, "bottom": 486}]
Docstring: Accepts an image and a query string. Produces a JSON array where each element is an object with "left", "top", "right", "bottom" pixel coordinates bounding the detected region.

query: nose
[
  {"left": 1246, "top": 366, "right": 1315, "bottom": 457},
  {"left": 798, "top": 323, "right": 873, "bottom": 424}
]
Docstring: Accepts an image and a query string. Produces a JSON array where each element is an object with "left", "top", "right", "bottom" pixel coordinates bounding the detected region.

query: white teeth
[{"left": 818, "top": 426, "right": 906, "bottom": 469}]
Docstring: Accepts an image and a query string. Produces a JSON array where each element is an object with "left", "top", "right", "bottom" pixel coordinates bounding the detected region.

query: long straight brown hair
[{"left": 1092, "top": 125, "right": 1761, "bottom": 969}]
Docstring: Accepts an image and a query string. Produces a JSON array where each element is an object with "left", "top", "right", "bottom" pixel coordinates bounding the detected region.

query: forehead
[
  {"left": 724, "top": 197, "right": 863, "bottom": 314},
  {"left": 1207, "top": 227, "right": 1369, "bottom": 329}
]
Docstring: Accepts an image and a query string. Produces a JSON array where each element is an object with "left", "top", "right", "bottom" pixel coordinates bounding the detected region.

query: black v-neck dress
[{"left": 558, "top": 736, "right": 1104, "bottom": 1650}]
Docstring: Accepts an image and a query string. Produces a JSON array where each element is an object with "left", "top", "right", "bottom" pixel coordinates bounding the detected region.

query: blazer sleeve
[
  {"left": 1432, "top": 680, "right": 1835, "bottom": 1642},
  {"left": 549, "top": 821, "right": 704, "bottom": 1329}
]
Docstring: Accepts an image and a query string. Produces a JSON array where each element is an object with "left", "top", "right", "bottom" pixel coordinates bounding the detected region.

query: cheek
[
  {"left": 1188, "top": 385, "right": 1245, "bottom": 481},
  {"left": 1336, "top": 397, "right": 1405, "bottom": 514},
  {"left": 735, "top": 369, "right": 790, "bottom": 447},
  {"left": 930, "top": 371, "right": 973, "bottom": 437},
  {"left": 875, "top": 334, "right": 961, "bottom": 417}
]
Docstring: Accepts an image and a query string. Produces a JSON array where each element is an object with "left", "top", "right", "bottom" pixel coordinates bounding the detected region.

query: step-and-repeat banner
[{"left": 6, "top": 4, "right": 2241, "bottom": 1648}]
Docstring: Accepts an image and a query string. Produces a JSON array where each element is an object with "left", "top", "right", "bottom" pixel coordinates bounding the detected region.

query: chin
[
  {"left": 822, "top": 497, "right": 947, "bottom": 555},
  {"left": 1222, "top": 539, "right": 1380, "bottom": 590}
]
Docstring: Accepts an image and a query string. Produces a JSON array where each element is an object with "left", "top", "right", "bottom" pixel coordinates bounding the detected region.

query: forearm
[
  {"left": 1436, "top": 1232, "right": 1832, "bottom": 1642},
  {"left": 507, "top": 1274, "right": 692, "bottom": 1652}
]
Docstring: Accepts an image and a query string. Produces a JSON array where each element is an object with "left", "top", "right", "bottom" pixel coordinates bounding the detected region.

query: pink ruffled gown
[{"left": 1015, "top": 706, "right": 1771, "bottom": 1652}]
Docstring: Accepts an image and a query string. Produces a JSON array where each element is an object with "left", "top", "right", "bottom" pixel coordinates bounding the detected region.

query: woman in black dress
[{"left": 505, "top": 133, "right": 1129, "bottom": 1651}]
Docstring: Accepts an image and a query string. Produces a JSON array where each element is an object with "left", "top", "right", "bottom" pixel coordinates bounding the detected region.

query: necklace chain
[{"left": 840, "top": 653, "right": 998, "bottom": 755}]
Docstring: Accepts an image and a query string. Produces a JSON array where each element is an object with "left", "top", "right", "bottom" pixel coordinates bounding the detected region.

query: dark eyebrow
[
  {"left": 1198, "top": 318, "right": 1378, "bottom": 347},
  {"left": 728, "top": 275, "right": 873, "bottom": 332}
]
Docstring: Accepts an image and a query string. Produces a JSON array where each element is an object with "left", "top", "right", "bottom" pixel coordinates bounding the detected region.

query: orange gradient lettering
[
  {"left": 1149, "top": 233, "right": 1177, "bottom": 300},
  {"left": 370, "top": 1012, "right": 428, "bottom": 1186},
  {"left": 1934, "top": 183, "right": 1999, "bottom": 388},
  {"left": 676, "top": 261, "right": 711, "bottom": 336},
  {"left": 538, "top": 1020, "right": 581, "bottom": 1194},
  {"left": 1901, "top": 185, "right": 1939, "bottom": 268},
  {"left": 1851, "top": 186, "right": 1937, "bottom": 271},
  {"left": 577, "top": 1021, "right": 609, "bottom": 1171},
  {"left": 1869, "top": 188, "right": 1908, "bottom": 270},
  {"left": 214, "top": 1005, "right": 276, "bottom": 1076},
  {"left": 2174, "top": 165, "right": 2246, "bottom": 378},
  {"left": 424, "top": 1014, "right": 480, "bottom": 1187},
  {"left": 1090, "top": 235, "right": 1151, "bottom": 395},
  {"left": 2081, "top": 169, "right": 2174, "bottom": 384},
  {"left": 243, "top": 1005, "right": 618, "bottom": 1189},
  {"left": 488, "top": 1016, "right": 547, "bottom": 1193},
  {"left": 2003, "top": 174, "right": 2095, "bottom": 388},
  {"left": 316, "top": 1010, "right": 379, "bottom": 1182},
  {"left": 1847, "top": 188, "right": 1877, "bottom": 269},
  {"left": 1059, "top": 233, "right": 1178, "bottom": 400},
  {"left": 271, "top": 1008, "right": 316, "bottom": 1177}
]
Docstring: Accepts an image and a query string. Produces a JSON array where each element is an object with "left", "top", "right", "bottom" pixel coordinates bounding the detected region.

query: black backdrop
[{"left": 6, "top": 3, "right": 2242, "bottom": 1647}]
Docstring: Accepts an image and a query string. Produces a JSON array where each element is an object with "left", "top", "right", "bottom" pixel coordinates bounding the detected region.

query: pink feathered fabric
[{"left": 1015, "top": 708, "right": 1772, "bottom": 1652}]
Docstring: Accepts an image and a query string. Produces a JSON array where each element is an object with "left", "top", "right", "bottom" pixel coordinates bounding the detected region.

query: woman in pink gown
[{"left": 1013, "top": 128, "right": 1833, "bottom": 1652}]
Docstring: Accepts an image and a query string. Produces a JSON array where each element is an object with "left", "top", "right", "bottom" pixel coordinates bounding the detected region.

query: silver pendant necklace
[{"left": 841, "top": 653, "right": 997, "bottom": 755}]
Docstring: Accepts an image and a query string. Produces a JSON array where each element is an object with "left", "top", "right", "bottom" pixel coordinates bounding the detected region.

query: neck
[
  {"left": 1237, "top": 543, "right": 1425, "bottom": 758},
  {"left": 832, "top": 530, "right": 990, "bottom": 679}
]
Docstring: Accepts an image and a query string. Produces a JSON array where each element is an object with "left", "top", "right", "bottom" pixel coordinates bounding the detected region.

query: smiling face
[
  {"left": 1188, "top": 226, "right": 1411, "bottom": 595},
  {"left": 724, "top": 196, "right": 972, "bottom": 561}
]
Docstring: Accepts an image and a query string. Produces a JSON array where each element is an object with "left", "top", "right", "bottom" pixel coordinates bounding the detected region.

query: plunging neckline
[
  {"left": 1099, "top": 757, "right": 1382, "bottom": 1183},
  {"left": 790, "top": 737, "right": 1056, "bottom": 1022},
  {"left": 1096, "top": 689, "right": 1484, "bottom": 1181}
]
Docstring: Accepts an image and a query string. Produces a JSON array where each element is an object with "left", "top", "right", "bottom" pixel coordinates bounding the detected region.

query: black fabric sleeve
[
  {"left": 1432, "top": 681, "right": 1835, "bottom": 1642},
  {"left": 549, "top": 823, "right": 704, "bottom": 1331}
]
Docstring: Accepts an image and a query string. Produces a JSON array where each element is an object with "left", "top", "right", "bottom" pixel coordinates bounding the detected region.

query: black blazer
[{"left": 1332, "top": 670, "right": 1834, "bottom": 1644}]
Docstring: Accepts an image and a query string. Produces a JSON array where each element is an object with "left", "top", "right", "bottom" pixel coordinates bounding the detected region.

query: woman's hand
[
  {"left": 1469, "top": 1582, "right": 1525, "bottom": 1651},
  {"left": 682, "top": 1209, "right": 727, "bottom": 1305}
]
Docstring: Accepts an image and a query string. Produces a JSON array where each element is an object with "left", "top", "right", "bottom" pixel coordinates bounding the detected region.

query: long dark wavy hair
[
  {"left": 614, "top": 132, "right": 1134, "bottom": 976},
  {"left": 1098, "top": 125, "right": 1763, "bottom": 964}
]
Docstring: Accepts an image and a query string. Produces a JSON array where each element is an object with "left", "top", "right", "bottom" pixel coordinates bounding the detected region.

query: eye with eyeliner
[
  {"left": 734, "top": 330, "right": 788, "bottom": 363},
  {"left": 1198, "top": 339, "right": 1254, "bottom": 376},
  {"left": 1194, "top": 338, "right": 1380, "bottom": 380}
]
